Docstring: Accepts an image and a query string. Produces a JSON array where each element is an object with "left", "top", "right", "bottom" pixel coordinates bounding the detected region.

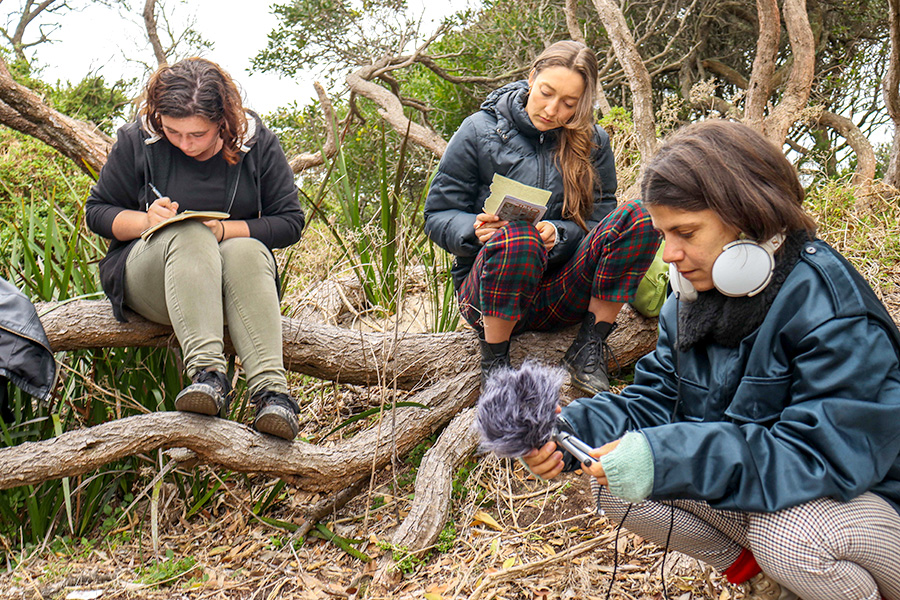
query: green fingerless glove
[{"left": 599, "top": 431, "right": 654, "bottom": 503}]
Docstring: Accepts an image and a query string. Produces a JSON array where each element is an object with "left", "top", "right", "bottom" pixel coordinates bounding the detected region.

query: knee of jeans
[
  {"left": 163, "top": 221, "right": 219, "bottom": 257},
  {"left": 220, "top": 237, "right": 275, "bottom": 276},
  {"left": 483, "top": 221, "right": 545, "bottom": 263}
]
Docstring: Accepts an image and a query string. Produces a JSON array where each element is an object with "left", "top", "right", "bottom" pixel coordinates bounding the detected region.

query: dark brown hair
[
  {"left": 641, "top": 120, "right": 817, "bottom": 240},
  {"left": 140, "top": 57, "right": 246, "bottom": 165},
  {"left": 530, "top": 40, "right": 599, "bottom": 231}
]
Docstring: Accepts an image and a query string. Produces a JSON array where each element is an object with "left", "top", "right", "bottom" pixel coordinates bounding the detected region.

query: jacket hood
[
  {"left": 139, "top": 108, "right": 260, "bottom": 153},
  {"left": 480, "top": 80, "right": 547, "bottom": 140}
]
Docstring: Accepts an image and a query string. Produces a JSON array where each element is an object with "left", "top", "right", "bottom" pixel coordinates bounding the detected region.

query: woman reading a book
[
  {"left": 424, "top": 40, "right": 659, "bottom": 390},
  {"left": 85, "top": 58, "right": 305, "bottom": 440}
]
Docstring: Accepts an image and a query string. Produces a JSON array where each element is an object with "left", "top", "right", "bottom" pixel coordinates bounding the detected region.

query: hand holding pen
[{"left": 146, "top": 183, "right": 179, "bottom": 227}]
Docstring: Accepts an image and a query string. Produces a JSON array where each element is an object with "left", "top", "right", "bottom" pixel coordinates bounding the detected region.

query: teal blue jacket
[{"left": 562, "top": 238, "right": 900, "bottom": 514}]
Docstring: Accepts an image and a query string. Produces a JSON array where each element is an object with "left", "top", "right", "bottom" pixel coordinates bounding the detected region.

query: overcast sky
[{"left": 7, "top": 0, "right": 467, "bottom": 116}]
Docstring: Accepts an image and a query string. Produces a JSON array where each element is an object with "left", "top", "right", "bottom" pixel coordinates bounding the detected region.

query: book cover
[
  {"left": 140, "top": 210, "right": 230, "bottom": 241},
  {"left": 482, "top": 173, "right": 551, "bottom": 223},
  {"left": 494, "top": 195, "right": 547, "bottom": 224}
]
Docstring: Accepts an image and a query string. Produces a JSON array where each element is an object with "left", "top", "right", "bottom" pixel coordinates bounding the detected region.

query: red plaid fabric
[{"left": 458, "top": 200, "right": 659, "bottom": 332}]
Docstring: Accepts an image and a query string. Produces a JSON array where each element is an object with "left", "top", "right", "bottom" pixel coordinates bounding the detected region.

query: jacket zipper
[{"left": 538, "top": 133, "right": 546, "bottom": 189}]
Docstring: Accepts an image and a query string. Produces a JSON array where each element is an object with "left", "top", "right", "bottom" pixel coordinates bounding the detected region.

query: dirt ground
[{"left": 0, "top": 444, "right": 754, "bottom": 600}]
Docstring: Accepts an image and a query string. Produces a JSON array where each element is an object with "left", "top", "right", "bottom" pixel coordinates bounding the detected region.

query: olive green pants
[{"left": 124, "top": 220, "right": 288, "bottom": 398}]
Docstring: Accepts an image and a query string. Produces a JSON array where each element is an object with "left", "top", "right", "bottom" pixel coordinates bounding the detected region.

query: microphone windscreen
[{"left": 474, "top": 361, "right": 566, "bottom": 458}]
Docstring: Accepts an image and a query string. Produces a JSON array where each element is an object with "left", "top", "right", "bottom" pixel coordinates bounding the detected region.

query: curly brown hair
[
  {"left": 140, "top": 57, "right": 246, "bottom": 165},
  {"left": 530, "top": 40, "right": 600, "bottom": 231}
]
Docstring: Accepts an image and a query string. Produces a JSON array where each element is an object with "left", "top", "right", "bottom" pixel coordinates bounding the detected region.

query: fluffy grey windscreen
[{"left": 474, "top": 361, "right": 566, "bottom": 458}]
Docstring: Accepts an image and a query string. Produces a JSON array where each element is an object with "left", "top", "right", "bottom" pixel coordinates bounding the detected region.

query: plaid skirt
[{"left": 457, "top": 199, "right": 659, "bottom": 332}]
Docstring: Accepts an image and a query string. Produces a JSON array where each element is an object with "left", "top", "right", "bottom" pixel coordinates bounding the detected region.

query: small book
[
  {"left": 482, "top": 173, "right": 551, "bottom": 225},
  {"left": 140, "top": 210, "right": 230, "bottom": 241},
  {"left": 494, "top": 194, "right": 547, "bottom": 224}
]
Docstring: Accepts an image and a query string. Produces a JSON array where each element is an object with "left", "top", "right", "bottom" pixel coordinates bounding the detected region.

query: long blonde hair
[{"left": 530, "top": 41, "right": 599, "bottom": 231}]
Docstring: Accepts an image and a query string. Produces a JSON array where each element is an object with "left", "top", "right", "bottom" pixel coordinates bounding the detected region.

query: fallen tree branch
[
  {"left": 0, "top": 373, "right": 478, "bottom": 492},
  {"left": 36, "top": 300, "right": 659, "bottom": 390}
]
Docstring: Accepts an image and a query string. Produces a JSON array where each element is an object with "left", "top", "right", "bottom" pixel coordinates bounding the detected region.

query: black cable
[{"left": 604, "top": 503, "right": 633, "bottom": 600}]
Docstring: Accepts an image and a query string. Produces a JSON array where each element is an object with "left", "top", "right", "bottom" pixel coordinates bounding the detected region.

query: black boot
[
  {"left": 252, "top": 390, "right": 301, "bottom": 441},
  {"left": 479, "top": 336, "right": 511, "bottom": 389},
  {"left": 562, "top": 314, "right": 618, "bottom": 395},
  {"left": 174, "top": 369, "right": 233, "bottom": 417}
]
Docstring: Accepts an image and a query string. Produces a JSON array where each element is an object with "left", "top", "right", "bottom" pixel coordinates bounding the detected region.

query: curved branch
[
  {"left": 810, "top": 109, "right": 875, "bottom": 188},
  {"left": 289, "top": 82, "right": 339, "bottom": 173},
  {"left": 0, "top": 56, "right": 111, "bottom": 176},
  {"left": 0, "top": 374, "right": 478, "bottom": 493},
  {"left": 346, "top": 59, "right": 448, "bottom": 157}
]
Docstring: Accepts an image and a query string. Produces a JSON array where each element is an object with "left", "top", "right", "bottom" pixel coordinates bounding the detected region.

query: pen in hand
[{"left": 147, "top": 183, "right": 163, "bottom": 211}]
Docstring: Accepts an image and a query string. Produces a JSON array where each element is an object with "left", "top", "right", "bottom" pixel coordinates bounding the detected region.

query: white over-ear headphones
[{"left": 669, "top": 233, "right": 785, "bottom": 302}]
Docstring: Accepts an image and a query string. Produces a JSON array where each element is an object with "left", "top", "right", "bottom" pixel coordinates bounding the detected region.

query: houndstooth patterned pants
[{"left": 594, "top": 484, "right": 900, "bottom": 600}]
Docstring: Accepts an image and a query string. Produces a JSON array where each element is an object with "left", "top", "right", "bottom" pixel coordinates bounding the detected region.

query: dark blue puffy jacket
[
  {"left": 562, "top": 239, "right": 900, "bottom": 515},
  {"left": 424, "top": 80, "right": 618, "bottom": 288}
]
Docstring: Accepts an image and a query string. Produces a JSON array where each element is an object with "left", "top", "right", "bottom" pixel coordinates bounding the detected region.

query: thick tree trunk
[
  {"left": 745, "top": 0, "right": 780, "bottom": 131},
  {"left": 765, "top": 0, "right": 815, "bottom": 146},
  {"left": 590, "top": 0, "right": 658, "bottom": 160},
  {"left": 0, "top": 374, "right": 478, "bottom": 492},
  {"left": 884, "top": 0, "right": 900, "bottom": 188},
  {"left": 37, "top": 300, "right": 660, "bottom": 390}
]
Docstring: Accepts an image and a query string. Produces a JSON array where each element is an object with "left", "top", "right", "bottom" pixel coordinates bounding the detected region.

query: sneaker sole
[
  {"left": 255, "top": 406, "right": 299, "bottom": 440},
  {"left": 174, "top": 384, "right": 221, "bottom": 416}
]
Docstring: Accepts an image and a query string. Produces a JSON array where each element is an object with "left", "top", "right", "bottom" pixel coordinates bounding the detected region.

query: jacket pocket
[
  {"left": 725, "top": 374, "right": 793, "bottom": 424},
  {"left": 675, "top": 378, "right": 727, "bottom": 422}
]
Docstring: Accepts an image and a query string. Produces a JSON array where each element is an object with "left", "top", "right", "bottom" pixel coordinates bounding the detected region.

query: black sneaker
[
  {"left": 561, "top": 314, "right": 618, "bottom": 395},
  {"left": 174, "top": 369, "right": 232, "bottom": 416},
  {"left": 252, "top": 390, "right": 300, "bottom": 440},
  {"left": 479, "top": 336, "right": 511, "bottom": 390}
]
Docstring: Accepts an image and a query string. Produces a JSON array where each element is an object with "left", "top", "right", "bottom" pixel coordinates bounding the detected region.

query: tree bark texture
[
  {"left": 143, "top": 0, "right": 167, "bottom": 67},
  {"left": 37, "top": 300, "right": 660, "bottom": 390},
  {"left": 884, "top": 0, "right": 900, "bottom": 188},
  {"left": 590, "top": 0, "right": 658, "bottom": 161},
  {"left": 0, "top": 375, "right": 478, "bottom": 492},
  {"left": 764, "top": 0, "right": 815, "bottom": 146},
  {"left": 745, "top": 0, "right": 780, "bottom": 131},
  {"left": 0, "top": 56, "right": 112, "bottom": 177}
]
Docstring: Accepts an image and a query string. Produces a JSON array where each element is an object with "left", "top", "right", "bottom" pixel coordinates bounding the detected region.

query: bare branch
[
  {"left": 590, "top": 0, "right": 658, "bottom": 160},
  {"left": 765, "top": 0, "right": 815, "bottom": 145},
  {"left": 142, "top": 0, "right": 167, "bottom": 67},
  {"left": 289, "top": 82, "right": 339, "bottom": 173}
]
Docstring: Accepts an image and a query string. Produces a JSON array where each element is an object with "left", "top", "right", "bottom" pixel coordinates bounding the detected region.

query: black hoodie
[{"left": 85, "top": 111, "right": 304, "bottom": 321}]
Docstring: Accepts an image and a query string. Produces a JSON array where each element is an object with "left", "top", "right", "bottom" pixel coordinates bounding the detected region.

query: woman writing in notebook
[
  {"left": 86, "top": 57, "right": 304, "bottom": 440},
  {"left": 424, "top": 40, "right": 658, "bottom": 391}
]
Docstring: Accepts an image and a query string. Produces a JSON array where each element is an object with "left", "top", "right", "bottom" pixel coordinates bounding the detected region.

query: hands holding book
[{"left": 474, "top": 212, "right": 556, "bottom": 250}]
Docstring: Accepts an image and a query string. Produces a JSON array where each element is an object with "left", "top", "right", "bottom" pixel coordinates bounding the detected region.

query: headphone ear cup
[
  {"left": 668, "top": 262, "right": 697, "bottom": 302},
  {"left": 711, "top": 241, "right": 775, "bottom": 297}
]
